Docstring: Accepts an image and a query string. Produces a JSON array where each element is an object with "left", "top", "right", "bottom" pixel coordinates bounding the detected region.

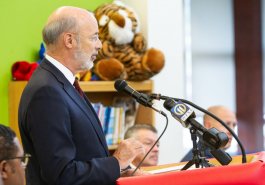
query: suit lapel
[
  {"left": 83, "top": 95, "right": 109, "bottom": 153},
  {"left": 40, "top": 59, "right": 109, "bottom": 155}
]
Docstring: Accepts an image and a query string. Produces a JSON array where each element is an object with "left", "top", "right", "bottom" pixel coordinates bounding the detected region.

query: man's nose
[
  {"left": 96, "top": 39, "right": 102, "bottom": 50},
  {"left": 152, "top": 145, "right": 159, "bottom": 152}
]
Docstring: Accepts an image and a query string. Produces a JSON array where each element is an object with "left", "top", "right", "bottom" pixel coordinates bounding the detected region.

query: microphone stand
[{"left": 181, "top": 127, "right": 214, "bottom": 170}]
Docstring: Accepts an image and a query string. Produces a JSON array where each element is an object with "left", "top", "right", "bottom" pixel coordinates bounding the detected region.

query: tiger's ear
[{"left": 98, "top": 15, "right": 109, "bottom": 26}]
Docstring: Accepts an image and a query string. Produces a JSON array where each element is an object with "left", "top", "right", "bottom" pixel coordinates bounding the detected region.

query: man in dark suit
[
  {"left": 180, "top": 105, "right": 238, "bottom": 162},
  {"left": 18, "top": 6, "right": 145, "bottom": 185}
]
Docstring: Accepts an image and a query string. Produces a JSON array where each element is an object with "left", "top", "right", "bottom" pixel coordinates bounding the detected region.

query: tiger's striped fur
[{"left": 93, "top": 2, "right": 164, "bottom": 81}]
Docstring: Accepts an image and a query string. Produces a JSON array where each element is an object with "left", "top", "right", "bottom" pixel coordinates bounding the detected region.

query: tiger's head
[{"left": 94, "top": 1, "right": 140, "bottom": 45}]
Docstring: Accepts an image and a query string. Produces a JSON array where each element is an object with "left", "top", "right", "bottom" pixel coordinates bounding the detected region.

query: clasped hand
[{"left": 113, "top": 138, "right": 145, "bottom": 171}]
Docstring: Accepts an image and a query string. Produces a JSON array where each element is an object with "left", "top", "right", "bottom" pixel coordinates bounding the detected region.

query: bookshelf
[{"left": 8, "top": 80, "right": 154, "bottom": 150}]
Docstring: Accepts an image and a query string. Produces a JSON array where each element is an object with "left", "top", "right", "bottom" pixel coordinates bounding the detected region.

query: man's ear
[
  {"left": 0, "top": 160, "right": 9, "bottom": 179},
  {"left": 63, "top": 32, "right": 76, "bottom": 48}
]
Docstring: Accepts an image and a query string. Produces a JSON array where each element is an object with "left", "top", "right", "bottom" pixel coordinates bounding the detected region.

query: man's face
[
  {"left": 132, "top": 129, "right": 159, "bottom": 166},
  {"left": 207, "top": 110, "right": 237, "bottom": 149},
  {"left": 74, "top": 14, "right": 102, "bottom": 71},
  {"left": 0, "top": 138, "right": 25, "bottom": 185}
]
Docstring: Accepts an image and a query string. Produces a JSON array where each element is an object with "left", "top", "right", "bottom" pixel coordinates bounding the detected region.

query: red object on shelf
[{"left": 12, "top": 61, "right": 38, "bottom": 81}]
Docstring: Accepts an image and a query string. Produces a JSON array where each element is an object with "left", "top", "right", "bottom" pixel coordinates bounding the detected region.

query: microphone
[
  {"left": 163, "top": 98, "right": 232, "bottom": 166},
  {"left": 163, "top": 98, "right": 228, "bottom": 149},
  {"left": 114, "top": 80, "right": 165, "bottom": 115},
  {"left": 114, "top": 79, "right": 153, "bottom": 107},
  {"left": 153, "top": 94, "right": 246, "bottom": 164},
  {"left": 163, "top": 98, "right": 195, "bottom": 128}
]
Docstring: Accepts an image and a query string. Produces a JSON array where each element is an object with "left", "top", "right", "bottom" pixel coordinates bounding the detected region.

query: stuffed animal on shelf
[
  {"left": 11, "top": 61, "right": 38, "bottom": 81},
  {"left": 11, "top": 43, "right": 45, "bottom": 81},
  {"left": 89, "top": 0, "right": 165, "bottom": 81}
]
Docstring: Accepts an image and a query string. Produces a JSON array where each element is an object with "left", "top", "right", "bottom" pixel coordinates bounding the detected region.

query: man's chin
[
  {"left": 148, "top": 159, "right": 158, "bottom": 166},
  {"left": 81, "top": 61, "right": 94, "bottom": 70},
  {"left": 87, "top": 61, "right": 94, "bottom": 69}
]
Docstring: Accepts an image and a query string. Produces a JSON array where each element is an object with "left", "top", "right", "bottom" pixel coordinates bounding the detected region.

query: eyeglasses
[{"left": 3, "top": 153, "right": 31, "bottom": 168}]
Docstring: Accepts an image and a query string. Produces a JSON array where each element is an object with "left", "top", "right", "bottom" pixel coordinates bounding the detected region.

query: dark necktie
[{"left": 73, "top": 78, "right": 84, "bottom": 97}]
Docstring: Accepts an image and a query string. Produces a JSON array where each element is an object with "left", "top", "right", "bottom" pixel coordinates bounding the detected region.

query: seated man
[
  {"left": 180, "top": 105, "right": 238, "bottom": 162},
  {"left": 0, "top": 124, "right": 30, "bottom": 185},
  {"left": 124, "top": 124, "right": 159, "bottom": 167}
]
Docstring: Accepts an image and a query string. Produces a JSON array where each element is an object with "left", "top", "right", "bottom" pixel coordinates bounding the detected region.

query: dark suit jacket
[{"left": 18, "top": 59, "right": 120, "bottom": 185}]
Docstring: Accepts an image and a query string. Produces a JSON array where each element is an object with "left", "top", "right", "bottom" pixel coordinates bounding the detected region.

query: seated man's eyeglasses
[{"left": 1, "top": 153, "right": 31, "bottom": 168}]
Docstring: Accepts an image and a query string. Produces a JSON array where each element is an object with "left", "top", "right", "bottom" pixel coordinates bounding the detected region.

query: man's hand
[
  {"left": 120, "top": 168, "right": 151, "bottom": 177},
  {"left": 113, "top": 138, "right": 145, "bottom": 170}
]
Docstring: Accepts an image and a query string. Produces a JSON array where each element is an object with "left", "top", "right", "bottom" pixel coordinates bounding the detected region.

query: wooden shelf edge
[{"left": 77, "top": 80, "right": 153, "bottom": 92}]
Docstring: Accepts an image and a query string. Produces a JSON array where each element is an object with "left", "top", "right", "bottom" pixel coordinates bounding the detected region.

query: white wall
[
  {"left": 147, "top": 0, "right": 187, "bottom": 164},
  {"left": 190, "top": 0, "right": 235, "bottom": 112},
  {"left": 186, "top": 0, "right": 237, "bottom": 152},
  {"left": 122, "top": 0, "right": 236, "bottom": 164}
]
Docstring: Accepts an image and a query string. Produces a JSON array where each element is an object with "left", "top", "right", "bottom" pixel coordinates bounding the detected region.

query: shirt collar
[{"left": 45, "top": 54, "right": 75, "bottom": 85}]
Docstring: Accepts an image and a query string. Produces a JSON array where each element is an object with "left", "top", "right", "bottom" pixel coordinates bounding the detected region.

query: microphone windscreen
[
  {"left": 114, "top": 79, "right": 127, "bottom": 91},
  {"left": 163, "top": 98, "right": 176, "bottom": 110}
]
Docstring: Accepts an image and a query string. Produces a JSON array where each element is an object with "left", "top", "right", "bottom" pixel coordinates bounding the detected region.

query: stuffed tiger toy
[{"left": 91, "top": 0, "right": 165, "bottom": 81}]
